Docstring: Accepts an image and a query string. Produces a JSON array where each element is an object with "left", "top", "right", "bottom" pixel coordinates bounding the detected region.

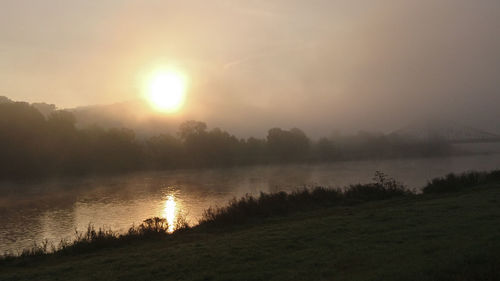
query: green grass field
[{"left": 1, "top": 184, "right": 500, "bottom": 281}]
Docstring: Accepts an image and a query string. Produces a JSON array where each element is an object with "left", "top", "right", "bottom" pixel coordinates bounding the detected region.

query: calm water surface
[{"left": 1, "top": 143, "right": 500, "bottom": 254}]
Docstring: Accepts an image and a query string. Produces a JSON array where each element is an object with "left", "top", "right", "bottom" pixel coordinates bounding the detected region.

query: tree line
[{"left": 0, "top": 101, "right": 452, "bottom": 180}]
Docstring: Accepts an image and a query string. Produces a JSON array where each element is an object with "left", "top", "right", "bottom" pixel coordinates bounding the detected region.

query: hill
[{"left": 69, "top": 100, "right": 180, "bottom": 138}]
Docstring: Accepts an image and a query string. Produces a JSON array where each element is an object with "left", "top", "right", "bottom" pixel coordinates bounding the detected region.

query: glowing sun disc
[{"left": 146, "top": 70, "right": 187, "bottom": 112}]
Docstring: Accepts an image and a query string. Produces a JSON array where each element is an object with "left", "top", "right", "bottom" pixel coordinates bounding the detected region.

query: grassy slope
[{"left": 1, "top": 185, "right": 500, "bottom": 281}]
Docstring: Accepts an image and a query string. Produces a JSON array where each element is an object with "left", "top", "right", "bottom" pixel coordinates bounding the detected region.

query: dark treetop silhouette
[{"left": 0, "top": 100, "right": 452, "bottom": 180}]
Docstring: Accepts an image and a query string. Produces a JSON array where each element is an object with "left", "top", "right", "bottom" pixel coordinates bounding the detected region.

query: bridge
[{"left": 391, "top": 121, "right": 500, "bottom": 143}]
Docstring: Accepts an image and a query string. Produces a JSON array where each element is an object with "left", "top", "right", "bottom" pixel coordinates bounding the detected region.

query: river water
[{"left": 1, "top": 143, "right": 499, "bottom": 254}]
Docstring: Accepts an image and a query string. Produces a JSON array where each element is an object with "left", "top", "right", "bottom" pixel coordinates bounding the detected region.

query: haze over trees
[{"left": 0, "top": 99, "right": 452, "bottom": 180}]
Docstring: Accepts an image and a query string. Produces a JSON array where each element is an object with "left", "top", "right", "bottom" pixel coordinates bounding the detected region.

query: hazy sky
[{"left": 1, "top": 0, "right": 499, "bottom": 135}]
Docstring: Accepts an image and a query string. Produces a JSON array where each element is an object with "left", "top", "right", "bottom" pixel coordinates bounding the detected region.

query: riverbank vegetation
[
  {"left": 1, "top": 171, "right": 411, "bottom": 258},
  {"left": 199, "top": 171, "right": 412, "bottom": 226},
  {"left": 3, "top": 170, "right": 497, "bottom": 260},
  {"left": 0, "top": 100, "right": 452, "bottom": 180},
  {"left": 423, "top": 170, "right": 500, "bottom": 193},
  {"left": 1, "top": 170, "right": 499, "bottom": 280}
]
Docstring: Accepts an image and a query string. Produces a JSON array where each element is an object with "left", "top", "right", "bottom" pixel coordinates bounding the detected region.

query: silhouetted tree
[
  {"left": 178, "top": 120, "right": 208, "bottom": 141},
  {"left": 145, "top": 134, "right": 184, "bottom": 168},
  {"left": 0, "top": 103, "right": 454, "bottom": 180},
  {"left": 0, "top": 102, "right": 48, "bottom": 178},
  {"left": 314, "top": 138, "right": 339, "bottom": 161},
  {"left": 0, "top": 96, "right": 13, "bottom": 104},
  {"left": 241, "top": 137, "right": 267, "bottom": 164},
  {"left": 267, "top": 127, "right": 310, "bottom": 162}
]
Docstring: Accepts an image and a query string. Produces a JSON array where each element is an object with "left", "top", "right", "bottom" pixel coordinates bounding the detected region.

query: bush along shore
[{"left": 2, "top": 169, "right": 500, "bottom": 261}]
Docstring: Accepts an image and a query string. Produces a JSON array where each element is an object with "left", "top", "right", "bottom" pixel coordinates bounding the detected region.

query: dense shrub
[
  {"left": 199, "top": 172, "right": 413, "bottom": 226},
  {"left": 344, "top": 171, "right": 413, "bottom": 202},
  {"left": 423, "top": 170, "right": 500, "bottom": 194},
  {"left": 1, "top": 216, "right": 190, "bottom": 260},
  {"left": 201, "top": 188, "right": 343, "bottom": 226}
]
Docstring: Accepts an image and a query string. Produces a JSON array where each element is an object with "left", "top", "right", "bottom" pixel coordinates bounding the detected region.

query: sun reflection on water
[{"left": 162, "top": 195, "right": 176, "bottom": 232}]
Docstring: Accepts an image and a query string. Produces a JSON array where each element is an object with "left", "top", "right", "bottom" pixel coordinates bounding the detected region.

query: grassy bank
[{"left": 1, "top": 172, "right": 500, "bottom": 280}]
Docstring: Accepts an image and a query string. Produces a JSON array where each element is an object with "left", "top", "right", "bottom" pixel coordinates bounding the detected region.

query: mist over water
[{"left": 1, "top": 143, "right": 499, "bottom": 254}]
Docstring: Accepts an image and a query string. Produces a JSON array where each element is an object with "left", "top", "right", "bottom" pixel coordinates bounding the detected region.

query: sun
[{"left": 145, "top": 70, "right": 187, "bottom": 112}]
